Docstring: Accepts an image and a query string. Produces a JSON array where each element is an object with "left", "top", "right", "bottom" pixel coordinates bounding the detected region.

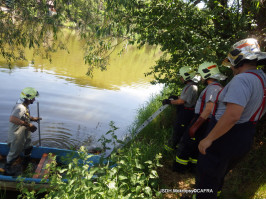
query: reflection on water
[{"left": 0, "top": 33, "right": 163, "bottom": 151}]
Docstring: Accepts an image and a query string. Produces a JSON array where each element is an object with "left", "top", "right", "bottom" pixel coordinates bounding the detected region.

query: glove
[
  {"left": 162, "top": 99, "right": 171, "bottom": 105},
  {"left": 189, "top": 117, "right": 206, "bottom": 138},
  {"left": 28, "top": 124, "right": 37, "bottom": 133},
  {"left": 168, "top": 95, "right": 178, "bottom": 100}
]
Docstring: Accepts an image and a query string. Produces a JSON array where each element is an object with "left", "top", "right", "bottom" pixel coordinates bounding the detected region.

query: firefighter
[
  {"left": 5, "top": 87, "right": 41, "bottom": 176},
  {"left": 196, "top": 38, "right": 266, "bottom": 198},
  {"left": 173, "top": 62, "right": 226, "bottom": 172},
  {"left": 162, "top": 66, "right": 198, "bottom": 150}
]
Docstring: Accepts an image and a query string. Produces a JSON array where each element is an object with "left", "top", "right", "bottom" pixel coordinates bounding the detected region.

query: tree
[
  {"left": 0, "top": 0, "right": 105, "bottom": 74},
  {"left": 103, "top": 0, "right": 266, "bottom": 85},
  {"left": 0, "top": 0, "right": 265, "bottom": 81}
]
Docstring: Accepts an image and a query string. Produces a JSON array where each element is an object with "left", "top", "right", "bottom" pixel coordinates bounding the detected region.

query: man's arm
[
  {"left": 170, "top": 98, "right": 185, "bottom": 105},
  {"left": 200, "top": 102, "right": 214, "bottom": 119},
  {"left": 10, "top": 115, "right": 26, "bottom": 125},
  {"left": 30, "top": 116, "right": 42, "bottom": 122},
  {"left": 188, "top": 102, "right": 214, "bottom": 138},
  {"left": 198, "top": 103, "right": 244, "bottom": 155},
  {"left": 10, "top": 115, "right": 37, "bottom": 132}
]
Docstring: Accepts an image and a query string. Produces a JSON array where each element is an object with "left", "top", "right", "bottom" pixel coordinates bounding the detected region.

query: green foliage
[
  {"left": 119, "top": 87, "right": 175, "bottom": 162},
  {"left": 0, "top": 0, "right": 105, "bottom": 70},
  {"left": 1, "top": 0, "right": 265, "bottom": 80},
  {"left": 103, "top": 0, "right": 265, "bottom": 85},
  {"left": 98, "top": 121, "right": 124, "bottom": 152},
  {"left": 0, "top": 189, "right": 6, "bottom": 199},
  {"left": 19, "top": 123, "right": 164, "bottom": 199}
]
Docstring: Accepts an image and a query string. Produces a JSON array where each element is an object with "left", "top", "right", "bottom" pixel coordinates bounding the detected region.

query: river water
[{"left": 0, "top": 33, "right": 163, "bottom": 152}]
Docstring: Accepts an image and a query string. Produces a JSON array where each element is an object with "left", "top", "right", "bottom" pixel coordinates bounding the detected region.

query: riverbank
[
  {"left": 131, "top": 90, "right": 266, "bottom": 199},
  {"left": 1, "top": 88, "right": 265, "bottom": 199}
]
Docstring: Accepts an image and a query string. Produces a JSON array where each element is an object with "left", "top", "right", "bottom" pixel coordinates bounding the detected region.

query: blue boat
[{"left": 0, "top": 142, "right": 102, "bottom": 191}]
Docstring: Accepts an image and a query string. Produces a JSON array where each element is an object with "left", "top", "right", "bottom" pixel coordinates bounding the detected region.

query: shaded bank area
[
  {"left": 0, "top": 190, "right": 20, "bottom": 199},
  {"left": 129, "top": 89, "right": 266, "bottom": 199}
]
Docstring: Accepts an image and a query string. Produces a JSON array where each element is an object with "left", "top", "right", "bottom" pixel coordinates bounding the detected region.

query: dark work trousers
[
  {"left": 174, "top": 114, "right": 209, "bottom": 170},
  {"left": 169, "top": 105, "right": 195, "bottom": 149},
  {"left": 195, "top": 116, "right": 256, "bottom": 199}
]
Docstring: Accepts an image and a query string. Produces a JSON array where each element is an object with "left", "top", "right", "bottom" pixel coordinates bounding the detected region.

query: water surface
[{"left": 0, "top": 34, "right": 163, "bottom": 152}]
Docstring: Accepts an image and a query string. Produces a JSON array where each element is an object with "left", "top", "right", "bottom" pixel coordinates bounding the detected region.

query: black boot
[
  {"left": 22, "top": 146, "right": 33, "bottom": 169},
  {"left": 188, "top": 162, "right": 197, "bottom": 174},
  {"left": 24, "top": 146, "right": 33, "bottom": 156},
  {"left": 4, "top": 159, "right": 16, "bottom": 176},
  {"left": 22, "top": 156, "right": 31, "bottom": 166}
]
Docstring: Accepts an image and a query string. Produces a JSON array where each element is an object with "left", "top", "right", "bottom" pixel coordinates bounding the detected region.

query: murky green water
[{"left": 0, "top": 32, "right": 162, "bottom": 152}]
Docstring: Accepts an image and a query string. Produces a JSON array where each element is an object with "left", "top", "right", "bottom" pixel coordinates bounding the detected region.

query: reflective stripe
[
  {"left": 190, "top": 137, "right": 196, "bottom": 141},
  {"left": 181, "top": 124, "right": 185, "bottom": 127},
  {"left": 236, "top": 42, "right": 252, "bottom": 49},
  {"left": 192, "top": 194, "right": 196, "bottom": 199},
  {"left": 189, "top": 157, "right": 197, "bottom": 164},
  {"left": 164, "top": 144, "right": 174, "bottom": 151},
  {"left": 217, "top": 190, "right": 222, "bottom": 197},
  {"left": 176, "top": 156, "right": 189, "bottom": 165}
]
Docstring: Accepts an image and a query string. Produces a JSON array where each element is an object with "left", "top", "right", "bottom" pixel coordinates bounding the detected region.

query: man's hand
[
  {"left": 198, "top": 137, "right": 213, "bottom": 155},
  {"left": 31, "top": 117, "right": 42, "bottom": 122},
  {"left": 189, "top": 117, "right": 206, "bottom": 138},
  {"left": 198, "top": 103, "right": 244, "bottom": 155}
]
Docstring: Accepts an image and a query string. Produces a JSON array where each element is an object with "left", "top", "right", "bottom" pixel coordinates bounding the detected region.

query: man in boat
[{"left": 5, "top": 87, "right": 41, "bottom": 176}]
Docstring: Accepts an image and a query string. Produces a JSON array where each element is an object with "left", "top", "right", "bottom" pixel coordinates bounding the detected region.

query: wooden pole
[{"left": 37, "top": 101, "right": 41, "bottom": 146}]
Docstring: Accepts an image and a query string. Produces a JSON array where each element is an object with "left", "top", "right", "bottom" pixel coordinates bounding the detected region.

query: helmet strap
[
  {"left": 234, "top": 59, "right": 257, "bottom": 69},
  {"left": 23, "top": 99, "right": 32, "bottom": 106}
]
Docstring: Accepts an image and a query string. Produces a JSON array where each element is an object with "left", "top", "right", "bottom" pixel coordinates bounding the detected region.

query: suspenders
[
  {"left": 212, "top": 72, "right": 266, "bottom": 121},
  {"left": 212, "top": 89, "right": 223, "bottom": 116},
  {"left": 200, "top": 83, "right": 222, "bottom": 114},
  {"left": 245, "top": 72, "right": 266, "bottom": 122}
]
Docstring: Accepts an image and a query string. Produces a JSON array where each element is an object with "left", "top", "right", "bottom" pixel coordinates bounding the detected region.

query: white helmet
[
  {"left": 178, "top": 66, "right": 196, "bottom": 81},
  {"left": 20, "top": 87, "right": 39, "bottom": 100},
  {"left": 233, "top": 38, "right": 266, "bottom": 66},
  {"left": 223, "top": 38, "right": 266, "bottom": 68},
  {"left": 198, "top": 62, "right": 227, "bottom": 80}
]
